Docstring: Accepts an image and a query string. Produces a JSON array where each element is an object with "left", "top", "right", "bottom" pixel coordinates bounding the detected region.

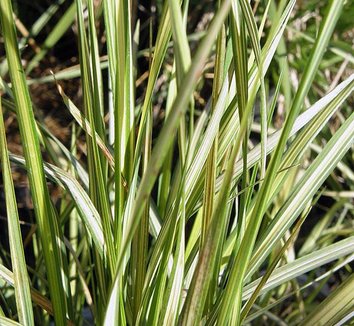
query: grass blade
[
  {"left": 0, "top": 96, "right": 34, "bottom": 325},
  {"left": 0, "top": 1, "right": 71, "bottom": 324},
  {"left": 302, "top": 273, "right": 354, "bottom": 325},
  {"left": 218, "top": 1, "right": 346, "bottom": 322}
]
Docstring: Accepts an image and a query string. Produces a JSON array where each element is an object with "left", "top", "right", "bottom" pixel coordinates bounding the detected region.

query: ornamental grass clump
[{"left": 0, "top": 0, "right": 353, "bottom": 325}]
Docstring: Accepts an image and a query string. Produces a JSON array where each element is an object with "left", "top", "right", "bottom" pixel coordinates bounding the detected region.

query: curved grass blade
[
  {"left": 9, "top": 153, "right": 105, "bottom": 256},
  {"left": 221, "top": 74, "right": 354, "bottom": 261},
  {"left": 242, "top": 236, "right": 354, "bottom": 302},
  {"left": 186, "top": 0, "right": 296, "bottom": 219},
  {"left": 248, "top": 111, "right": 354, "bottom": 281},
  {"left": 0, "top": 1, "right": 72, "bottom": 324},
  {"left": 218, "top": 1, "right": 346, "bottom": 322},
  {"left": 244, "top": 254, "right": 354, "bottom": 324},
  {"left": 0, "top": 317, "right": 21, "bottom": 326},
  {"left": 0, "top": 265, "right": 54, "bottom": 318},
  {"left": 301, "top": 272, "right": 354, "bottom": 325},
  {"left": 0, "top": 97, "right": 34, "bottom": 325}
]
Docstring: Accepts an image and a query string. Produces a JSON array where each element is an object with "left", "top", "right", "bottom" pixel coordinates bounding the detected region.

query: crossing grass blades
[{"left": 0, "top": 0, "right": 353, "bottom": 325}]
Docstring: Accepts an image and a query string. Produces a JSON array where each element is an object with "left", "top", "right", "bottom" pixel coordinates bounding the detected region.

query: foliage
[{"left": 0, "top": 0, "right": 353, "bottom": 325}]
